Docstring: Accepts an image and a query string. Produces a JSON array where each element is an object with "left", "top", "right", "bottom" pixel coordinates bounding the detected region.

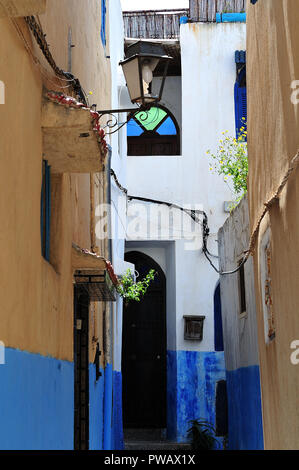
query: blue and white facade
[
  {"left": 124, "top": 18, "right": 246, "bottom": 442},
  {"left": 218, "top": 195, "right": 264, "bottom": 450}
]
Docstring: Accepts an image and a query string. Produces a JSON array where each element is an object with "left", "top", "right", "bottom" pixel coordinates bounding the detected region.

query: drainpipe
[
  {"left": 107, "top": 145, "right": 113, "bottom": 265},
  {"left": 216, "top": 12, "right": 246, "bottom": 23},
  {"left": 103, "top": 145, "right": 113, "bottom": 450}
]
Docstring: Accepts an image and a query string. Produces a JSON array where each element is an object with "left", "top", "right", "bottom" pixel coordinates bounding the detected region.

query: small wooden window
[{"left": 183, "top": 315, "right": 205, "bottom": 341}]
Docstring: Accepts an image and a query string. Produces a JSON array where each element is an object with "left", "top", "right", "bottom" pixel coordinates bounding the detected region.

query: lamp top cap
[{"left": 125, "top": 40, "right": 172, "bottom": 60}]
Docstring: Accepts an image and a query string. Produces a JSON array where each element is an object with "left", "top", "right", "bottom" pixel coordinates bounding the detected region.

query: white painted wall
[
  {"left": 109, "top": 0, "right": 133, "bottom": 372},
  {"left": 218, "top": 195, "right": 260, "bottom": 371},
  {"left": 126, "top": 22, "right": 246, "bottom": 352}
]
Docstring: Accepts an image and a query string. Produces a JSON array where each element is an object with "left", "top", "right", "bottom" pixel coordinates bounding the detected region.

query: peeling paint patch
[{"left": 167, "top": 350, "right": 225, "bottom": 443}]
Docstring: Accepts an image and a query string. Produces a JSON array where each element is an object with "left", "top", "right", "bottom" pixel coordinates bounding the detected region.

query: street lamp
[
  {"left": 97, "top": 40, "right": 172, "bottom": 134},
  {"left": 120, "top": 40, "right": 172, "bottom": 107}
]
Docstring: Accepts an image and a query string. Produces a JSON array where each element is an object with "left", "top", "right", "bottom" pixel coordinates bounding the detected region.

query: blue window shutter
[
  {"left": 41, "top": 160, "right": 51, "bottom": 262},
  {"left": 234, "top": 82, "right": 247, "bottom": 139},
  {"left": 40, "top": 168, "right": 45, "bottom": 256},
  {"left": 45, "top": 162, "right": 51, "bottom": 262},
  {"left": 101, "top": 0, "right": 106, "bottom": 47}
]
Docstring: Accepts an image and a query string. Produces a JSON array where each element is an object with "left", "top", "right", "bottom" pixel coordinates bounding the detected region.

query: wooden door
[{"left": 122, "top": 252, "right": 167, "bottom": 428}]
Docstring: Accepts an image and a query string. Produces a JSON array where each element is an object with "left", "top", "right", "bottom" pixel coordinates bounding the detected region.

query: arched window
[{"left": 127, "top": 105, "right": 180, "bottom": 156}]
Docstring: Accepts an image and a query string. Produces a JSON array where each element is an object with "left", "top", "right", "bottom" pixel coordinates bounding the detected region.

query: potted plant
[{"left": 187, "top": 419, "right": 221, "bottom": 451}]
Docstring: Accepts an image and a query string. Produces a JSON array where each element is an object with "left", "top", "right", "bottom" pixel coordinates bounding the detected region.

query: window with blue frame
[
  {"left": 41, "top": 160, "right": 51, "bottom": 262},
  {"left": 101, "top": 0, "right": 106, "bottom": 47},
  {"left": 127, "top": 106, "right": 180, "bottom": 156},
  {"left": 234, "top": 50, "right": 247, "bottom": 140}
]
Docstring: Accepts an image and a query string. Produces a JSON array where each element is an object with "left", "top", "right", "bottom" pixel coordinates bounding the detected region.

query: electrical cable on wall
[
  {"left": 24, "top": 15, "right": 88, "bottom": 106},
  {"left": 110, "top": 169, "right": 249, "bottom": 276},
  {"left": 111, "top": 149, "right": 299, "bottom": 276}
]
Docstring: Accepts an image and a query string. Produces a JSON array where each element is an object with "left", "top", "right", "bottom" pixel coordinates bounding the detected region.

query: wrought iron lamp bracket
[{"left": 96, "top": 104, "right": 153, "bottom": 135}]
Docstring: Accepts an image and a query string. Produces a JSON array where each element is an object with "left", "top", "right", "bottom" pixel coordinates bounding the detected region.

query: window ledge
[
  {"left": 128, "top": 154, "right": 183, "bottom": 158},
  {"left": 42, "top": 92, "right": 108, "bottom": 173}
]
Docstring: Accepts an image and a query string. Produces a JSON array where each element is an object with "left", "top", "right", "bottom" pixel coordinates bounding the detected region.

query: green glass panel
[{"left": 134, "top": 107, "right": 167, "bottom": 131}]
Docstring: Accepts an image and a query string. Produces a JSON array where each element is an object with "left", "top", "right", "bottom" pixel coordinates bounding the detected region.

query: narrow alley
[{"left": 0, "top": 0, "right": 299, "bottom": 456}]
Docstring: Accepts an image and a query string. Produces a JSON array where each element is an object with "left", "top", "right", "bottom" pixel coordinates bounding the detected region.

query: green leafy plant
[
  {"left": 206, "top": 125, "right": 248, "bottom": 209},
  {"left": 187, "top": 419, "right": 221, "bottom": 451},
  {"left": 116, "top": 268, "right": 156, "bottom": 304}
]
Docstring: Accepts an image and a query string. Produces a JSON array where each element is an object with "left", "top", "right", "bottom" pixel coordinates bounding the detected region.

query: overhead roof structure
[{"left": 125, "top": 38, "right": 181, "bottom": 76}]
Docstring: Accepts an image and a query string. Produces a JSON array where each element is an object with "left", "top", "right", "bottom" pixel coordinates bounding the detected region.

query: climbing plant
[
  {"left": 116, "top": 268, "right": 156, "bottom": 304},
  {"left": 206, "top": 125, "right": 248, "bottom": 208}
]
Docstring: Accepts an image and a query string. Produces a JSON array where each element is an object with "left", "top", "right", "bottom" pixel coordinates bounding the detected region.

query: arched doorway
[{"left": 122, "top": 251, "right": 167, "bottom": 428}]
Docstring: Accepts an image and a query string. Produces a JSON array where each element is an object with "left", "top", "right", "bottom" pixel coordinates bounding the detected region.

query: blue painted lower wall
[
  {"left": 167, "top": 350, "right": 177, "bottom": 441},
  {"left": 226, "top": 366, "right": 264, "bottom": 450},
  {"left": 0, "top": 350, "right": 123, "bottom": 450},
  {"left": 112, "top": 371, "right": 124, "bottom": 450},
  {"left": 0, "top": 348, "right": 74, "bottom": 450},
  {"left": 89, "top": 363, "right": 104, "bottom": 450},
  {"left": 103, "top": 363, "right": 113, "bottom": 450},
  {"left": 89, "top": 364, "right": 124, "bottom": 450},
  {"left": 167, "top": 350, "right": 226, "bottom": 443}
]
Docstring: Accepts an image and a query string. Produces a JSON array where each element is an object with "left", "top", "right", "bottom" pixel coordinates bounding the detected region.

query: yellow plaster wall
[
  {"left": 247, "top": 0, "right": 299, "bottom": 449},
  {"left": 0, "top": 1, "right": 112, "bottom": 361}
]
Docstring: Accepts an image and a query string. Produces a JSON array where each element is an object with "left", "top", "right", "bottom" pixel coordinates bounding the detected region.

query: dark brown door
[
  {"left": 74, "top": 287, "right": 90, "bottom": 450},
  {"left": 122, "top": 251, "right": 166, "bottom": 428}
]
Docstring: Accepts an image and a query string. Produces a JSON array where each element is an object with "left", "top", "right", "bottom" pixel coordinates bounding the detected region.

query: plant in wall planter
[{"left": 116, "top": 268, "right": 156, "bottom": 306}]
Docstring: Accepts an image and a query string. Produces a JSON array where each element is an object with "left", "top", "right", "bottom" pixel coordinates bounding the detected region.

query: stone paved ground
[{"left": 124, "top": 428, "right": 191, "bottom": 451}]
